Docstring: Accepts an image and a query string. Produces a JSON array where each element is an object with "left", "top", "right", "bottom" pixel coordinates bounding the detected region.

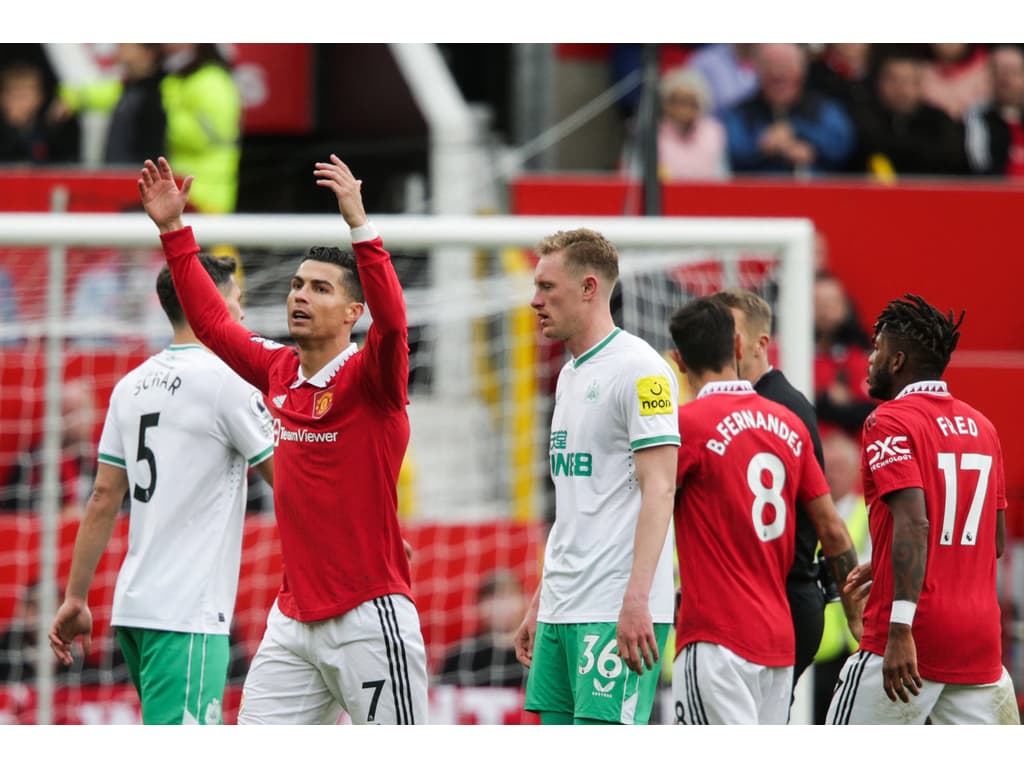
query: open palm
[{"left": 138, "top": 157, "right": 192, "bottom": 230}]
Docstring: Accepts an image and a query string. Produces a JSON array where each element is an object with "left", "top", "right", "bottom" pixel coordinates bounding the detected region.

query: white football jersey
[
  {"left": 539, "top": 328, "right": 680, "bottom": 624},
  {"left": 98, "top": 344, "right": 274, "bottom": 634}
]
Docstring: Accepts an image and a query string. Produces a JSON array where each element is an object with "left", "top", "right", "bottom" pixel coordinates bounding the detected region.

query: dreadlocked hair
[{"left": 873, "top": 293, "right": 965, "bottom": 378}]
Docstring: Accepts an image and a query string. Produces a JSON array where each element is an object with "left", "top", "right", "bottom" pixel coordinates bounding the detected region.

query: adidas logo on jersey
[{"left": 272, "top": 395, "right": 286, "bottom": 408}]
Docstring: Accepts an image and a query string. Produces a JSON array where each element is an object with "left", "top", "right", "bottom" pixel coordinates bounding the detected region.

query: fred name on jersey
[{"left": 706, "top": 408, "right": 804, "bottom": 457}]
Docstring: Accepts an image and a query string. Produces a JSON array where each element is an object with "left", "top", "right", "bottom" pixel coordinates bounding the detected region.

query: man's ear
[
  {"left": 670, "top": 348, "right": 687, "bottom": 374},
  {"left": 581, "top": 274, "right": 599, "bottom": 300},
  {"left": 891, "top": 348, "right": 906, "bottom": 376},
  {"left": 346, "top": 301, "right": 365, "bottom": 325},
  {"left": 757, "top": 332, "right": 770, "bottom": 358}
]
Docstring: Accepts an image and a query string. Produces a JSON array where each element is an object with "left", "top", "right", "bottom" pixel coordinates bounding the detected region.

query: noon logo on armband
[
  {"left": 866, "top": 435, "right": 912, "bottom": 469},
  {"left": 636, "top": 375, "right": 673, "bottom": 416}
]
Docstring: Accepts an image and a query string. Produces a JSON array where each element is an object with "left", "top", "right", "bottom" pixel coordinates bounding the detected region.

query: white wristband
[{"left": 890, "top": 600, "right": 917, "bottom": 625}]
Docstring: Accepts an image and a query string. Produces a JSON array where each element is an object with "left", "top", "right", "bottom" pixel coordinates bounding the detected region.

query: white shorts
[
  {"left": 238, "top": 595, "right": 429, "bottom": 725},
  {"left": 826, "top": 649, "right": 1020, "bottom": 725},
  {"left": 671, "top": 641, "right": 793, "bottom": 725}
]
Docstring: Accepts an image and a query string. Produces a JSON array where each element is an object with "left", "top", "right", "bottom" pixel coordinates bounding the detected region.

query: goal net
[{"left": 0, "top": 212, "right": 813, "bottom": 724}]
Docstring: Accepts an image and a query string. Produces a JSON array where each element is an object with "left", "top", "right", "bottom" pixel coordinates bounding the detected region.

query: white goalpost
[{"left": 0, "top": 212, "right": 815, "bottom": 724}]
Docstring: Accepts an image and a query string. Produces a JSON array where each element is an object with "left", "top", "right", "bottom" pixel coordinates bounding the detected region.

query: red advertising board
[{"left": 229, "top": 44, "right": 314, "bottom": 135}]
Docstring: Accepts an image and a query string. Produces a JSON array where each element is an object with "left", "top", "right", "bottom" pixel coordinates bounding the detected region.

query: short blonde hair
[
  {"left": 712, "top": 288, "right": 773, "bottom": 336},
  {"left": 536, "top": 228, "right": 619, "bottom": 284}
]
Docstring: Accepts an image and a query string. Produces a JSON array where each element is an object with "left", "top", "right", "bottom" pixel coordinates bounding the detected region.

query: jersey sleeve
[
  {"left": 96, "top": 388, "right": 126, "bottom": 468},
  {"left": 351, "top": 224, "right": 409, "bottom": 412},
  {"left": 861, "top": 406, "right": 923, "bottom": 498},
  {"left": 160, "top": 226, "right": 288, "bottom": 394},
  {"left": 675, "top": 410, "right": 697, "bottom": 488},
  {"left": 215, "top": 373, "right": 275, "bottom": 467},
  {"left": 623, "top": 353, "right": 681, "bottom": 452}
]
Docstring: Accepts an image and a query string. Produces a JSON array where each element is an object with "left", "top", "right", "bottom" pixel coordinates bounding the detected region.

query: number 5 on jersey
[{"left": 134, "top": 412, "right": 160, "bottom": 502}]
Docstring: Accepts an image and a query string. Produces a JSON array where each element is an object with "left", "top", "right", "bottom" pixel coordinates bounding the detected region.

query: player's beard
[{"left": 867, "top": 359, "right": 894, "bottom": 401}]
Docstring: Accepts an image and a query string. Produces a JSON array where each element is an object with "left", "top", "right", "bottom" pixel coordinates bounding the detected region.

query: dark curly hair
[{"left": 873, "top": 293, "right": 965, "bottom": 379}]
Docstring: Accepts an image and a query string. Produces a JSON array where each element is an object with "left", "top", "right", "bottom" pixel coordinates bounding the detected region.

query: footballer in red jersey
[
  {"left": 827, "top": 294, "right": 1019, "bottom": 725},
  {"left": 140, "top": 155, "right": 427, "bottom": 725},
  {"left": 668, "top": 298, "right": 859, "bottom": 724}
]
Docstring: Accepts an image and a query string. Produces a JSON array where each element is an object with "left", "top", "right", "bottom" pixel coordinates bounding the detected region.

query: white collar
[
  {"left": 696, "top": 379, "right": 755, "bottom": 399},
  {"left": 290, "top": 343, "right": 358, "bottom": 389},
  {"left": 894, "top": 380, "right": 949, "bottom": 400}
]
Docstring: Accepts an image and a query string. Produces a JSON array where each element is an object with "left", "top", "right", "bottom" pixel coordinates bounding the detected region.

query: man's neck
[
  {"left": 749, "top": 362, "right": 772, "bottom": 386},
  {"left": 171, "top": 327, "right": 203, "bottom": 348},
  {"left": 298, "top": 336, "right": 353, "bottom": 379},
  {"left": 689, "top": 367, "right": 740, "bottom": 393},
  {"left": 566, "top": 316, "right": 616, "bottom": 360}
]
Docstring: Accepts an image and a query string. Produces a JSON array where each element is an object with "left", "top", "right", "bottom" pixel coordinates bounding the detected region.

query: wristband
[{"left": 890, "top": 600, "right": 917, "bottom": 625}]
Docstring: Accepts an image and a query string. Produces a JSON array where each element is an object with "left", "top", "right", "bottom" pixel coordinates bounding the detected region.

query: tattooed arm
[
  {"left": 883, "top": 487, "right": 929, "bottom": 703},
  {"left": 806, "top": 493, "right": 862, "bottom": 641}
]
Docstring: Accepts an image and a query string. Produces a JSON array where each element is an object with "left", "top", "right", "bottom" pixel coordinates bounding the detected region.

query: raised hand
[
  {"left": 313, "top": 154, "right": 368, "bottom": 229},
  {"left": 138, "top": 157, "right": 192, "bottom": 234}
]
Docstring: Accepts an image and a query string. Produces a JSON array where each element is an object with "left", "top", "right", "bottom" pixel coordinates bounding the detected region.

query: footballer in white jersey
[
  {"left": 539, "top": 327, "right": 680, "bottom": 625},
  {"left": 99, "top": 344, "right": 273, "bottom": 634}
]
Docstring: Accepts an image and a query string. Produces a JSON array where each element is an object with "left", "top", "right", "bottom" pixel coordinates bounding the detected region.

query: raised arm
[
  {"left": 139, "top": 157, "right": 279, "bottom": 392},
  {"left": 617, "top": 443, "right": 677, "bottom": 675},
  {"left": 314, "top": 155, "right": 409, "bottom": 409}
]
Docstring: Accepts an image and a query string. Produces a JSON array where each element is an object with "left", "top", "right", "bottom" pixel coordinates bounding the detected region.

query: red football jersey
[
  {"left": 674, "top": 381, "right": 830, "bottom": 667},
  {"left": 859, "top": 381, "right": 1006, "bottom": 684},
  {"left": 162, "top": 226, "right": 412, "bottom": 622}
]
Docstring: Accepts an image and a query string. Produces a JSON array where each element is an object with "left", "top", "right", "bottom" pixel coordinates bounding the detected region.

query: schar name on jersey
[
  {"left": 133, "top": 369, "right": 182, "bottom": 397},
  {"left": 272, "top": 418, "right": 338, "bottom": 446}
]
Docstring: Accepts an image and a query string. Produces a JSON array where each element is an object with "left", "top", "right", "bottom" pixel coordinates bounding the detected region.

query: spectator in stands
[
  {"left": 813, "top": 272, "right": 876, "bottom": 438},
  {"left": 851, "top": 53, "right": 967, "bottom": 178},
  {"left": 921, "top": 43, "right": 992, "bottom": 122},
  {"left": 0, "top": 60, "right": 79, "bottom": 164},
  {"left": 160, "top": 44, "right": 241, "bottom": 213},
  {"left": 0, "top": 379, "right": 96, "bottom": 516},
  {"left": 964, "top": 45, "right": 1024, "bottom": 177},
  {"left": 807, "top": 44, "right": 873, "bottom": 120},
  {"left": 53, "top": 43, "right": 166, "bottom": 166},
  {"left": 812, "top": 429, "right": 871, "bottom": 724},
  {"left": 687, "top": 44, "right": 759, "bottom": 118},
  {"left": 621, "top": 67, "right": 728, "bottom": 181},
  {"left": 722, "top": 43, "right": 855, "bottom": 176},
  {"left": 438, "top": 569, "right": 529, "bottom": 688}
]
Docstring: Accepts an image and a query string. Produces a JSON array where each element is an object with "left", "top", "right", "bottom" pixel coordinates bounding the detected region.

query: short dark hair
[
  {"left": 873, "top": 293, "right": 964, "bottom": 379},
  {"left": 302, "top": 246, "right": 364, "bottom": 303},
  {"left": 669, "top": 297, "right": 737, "bottom": 375},
  {"left": 156, "top": 253, "right": 237, "bottom": 328}
]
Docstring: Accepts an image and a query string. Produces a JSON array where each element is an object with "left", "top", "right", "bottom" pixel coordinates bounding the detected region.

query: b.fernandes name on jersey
[{"left": 706, "top": 409, "right": 803, "bottom": 457}]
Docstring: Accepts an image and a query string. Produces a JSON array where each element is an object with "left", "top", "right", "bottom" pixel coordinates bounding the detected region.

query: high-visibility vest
[{"left": 814, "top": 495, "right": 869, "bottom": 663}]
